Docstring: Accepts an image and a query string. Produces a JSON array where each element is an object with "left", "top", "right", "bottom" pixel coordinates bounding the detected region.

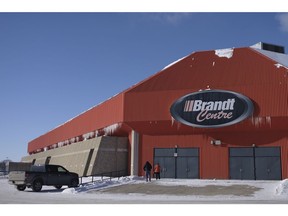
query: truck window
[
  {"left": 47, "top": 166, "right": 58, "bottom": 173},
  {"left": 57, "top": 166, "right": 68, "bottom": 173}
]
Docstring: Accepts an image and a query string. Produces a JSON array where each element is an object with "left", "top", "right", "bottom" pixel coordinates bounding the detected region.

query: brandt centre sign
[{"left": 170, "top": 90, "right": 254, "bottom": 128}]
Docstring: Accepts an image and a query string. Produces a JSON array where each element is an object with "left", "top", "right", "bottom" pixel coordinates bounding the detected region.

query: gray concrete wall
[{"left": 21, "top": 136, "right": 128, "bottom": 177}]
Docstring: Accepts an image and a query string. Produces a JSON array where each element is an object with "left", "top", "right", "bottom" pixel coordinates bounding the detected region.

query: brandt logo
[
  {"left": 183, "top": 98, "right": 236, "bottom": 112},
  {"left": 170, "top": 90, "right": 254, "bottom": 128}
]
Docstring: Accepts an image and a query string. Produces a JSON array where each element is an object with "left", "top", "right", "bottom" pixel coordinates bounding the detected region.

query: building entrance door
[
  {"left": 229, "top": 147, "right": 281, "bottom": 180},
  {"left": 154, "top": 147, "right": 199, "bottom": 179}
]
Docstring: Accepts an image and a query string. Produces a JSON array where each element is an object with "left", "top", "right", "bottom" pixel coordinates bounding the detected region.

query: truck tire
[
  {"left": 16, "top": 185, "right": 26, "bottom": 191},
  {"left": 69, "top": 178, "right": 79, "bottom": 188},
  {"left": 54, "top": 185, "right": 62, "bottom": 189},
  {"left": 32, "top": 179, "right": 43, "bottom": 192}
]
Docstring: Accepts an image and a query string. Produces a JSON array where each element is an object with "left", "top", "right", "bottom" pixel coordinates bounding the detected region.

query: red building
[{"left": 27, "top": 42, "right": 288, "bottom": 180}]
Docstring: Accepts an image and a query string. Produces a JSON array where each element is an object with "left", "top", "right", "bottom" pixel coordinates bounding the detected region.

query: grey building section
[{"left": 21, "top": 136, "right": 128, "bottom": 177}]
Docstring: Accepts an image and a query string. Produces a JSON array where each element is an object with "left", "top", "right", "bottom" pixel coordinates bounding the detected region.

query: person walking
[
  {"left": 143, "top": 161, "right": 152, "bottom": 182},
  {"left": 154, "top": 163, "right": 161, "bottom": 180}
]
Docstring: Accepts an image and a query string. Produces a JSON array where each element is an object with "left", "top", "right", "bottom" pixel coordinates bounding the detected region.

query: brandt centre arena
[{"left": 22, "top": 42, "right": 288, "bottom": 180}]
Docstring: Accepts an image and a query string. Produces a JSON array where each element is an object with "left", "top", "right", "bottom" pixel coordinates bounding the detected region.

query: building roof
[{"left": 252, "top": 48, "right": 288, "bottom": 69}]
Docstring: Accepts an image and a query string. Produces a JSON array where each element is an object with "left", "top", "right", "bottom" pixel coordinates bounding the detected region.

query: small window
[{"left": 57, "top": 166, "right": 68, "bottom": 173}]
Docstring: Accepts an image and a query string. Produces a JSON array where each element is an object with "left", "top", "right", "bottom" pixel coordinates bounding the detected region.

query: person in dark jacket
[{"left": 143, "top": 161, "right": 152, "bottom": 182}]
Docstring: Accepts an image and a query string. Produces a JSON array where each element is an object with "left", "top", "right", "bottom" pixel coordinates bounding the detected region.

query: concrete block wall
[{"left": 21, "top": 136, "right": 128, "bottom": 177}]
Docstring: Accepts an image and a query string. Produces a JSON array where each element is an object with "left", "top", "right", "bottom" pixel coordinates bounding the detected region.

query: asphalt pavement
[{"left": 90, "top": 181, "right": 261, "bottom": 197}]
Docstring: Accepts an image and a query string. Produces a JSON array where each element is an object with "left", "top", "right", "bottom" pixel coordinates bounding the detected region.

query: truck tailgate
[{"left": 8, "top": 171, "right": 26, "bottom": 185}]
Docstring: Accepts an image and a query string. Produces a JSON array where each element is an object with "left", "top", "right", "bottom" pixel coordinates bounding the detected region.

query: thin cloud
[
  {"left": 276, "top": 13, "right": 288, "bottom": 32},
  {"left": 149, "top": 13, "right": 192, "bottom": 25}
]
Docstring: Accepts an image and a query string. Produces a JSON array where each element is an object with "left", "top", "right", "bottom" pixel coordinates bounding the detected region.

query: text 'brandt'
[{"left": 183, "top": 98, "right": 236, "bottom": 122}]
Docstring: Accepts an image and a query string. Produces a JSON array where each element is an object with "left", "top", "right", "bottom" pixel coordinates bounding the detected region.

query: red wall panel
[
  {"left": 124, "top": 48, "right": 288, "bottom": 128},
  {"left": 28, "top": 93, "right": 125, "bottom": 153},
  {"left": 140, "top": 131, "right": 288, "bottom": 179}
]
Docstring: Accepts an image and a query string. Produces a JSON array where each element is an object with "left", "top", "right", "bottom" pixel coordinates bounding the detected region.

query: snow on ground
[
  {"left": 2, "top": 175, "right": 288, "bottom": 202},
  {"left": 275, "top": 178, "right": 288, "bottom": 195},
  {"left": 73, "top": 175, "right": 288, "bottom": 200},
  {"left": 1, "top": 175, "right": 288, "bottom": 215}
]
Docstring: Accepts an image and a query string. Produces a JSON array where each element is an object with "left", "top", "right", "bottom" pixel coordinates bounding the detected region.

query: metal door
[
  {"left": 164, "top": 157, "right": 176, "bottom": 178},
  {"left": 255, "top": 147, "right": 281, "bottom": 180},
  {"left": 177, "top": 148, "right": 199, "bottom": 179},
  {"left": 154, "top": 147, "right": 199, "bottom": 179},
  {"left": 177, "top": 157, "right": 199, "bottom": 178},
  {"left": 154, "top": 148, "right": 175, "bottom": 178},
  {"left": 229, "top": 147, "right": 282, "bottom": 180},
  {"left": 56, "top": 166, "right": 72, "bottom": 185},
  {"left": 229, "top": 148, "right": 255, "bottom": 180},
  {"left": 46, "top": 165, "right": 59, "bottom": 185}
]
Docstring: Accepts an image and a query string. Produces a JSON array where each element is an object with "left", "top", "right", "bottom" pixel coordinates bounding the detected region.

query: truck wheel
[
  {"left": 32, "top": 179, "right": 43, "bottom": 192},
  {"left": 54, "top": 185, "right": 62, "bottom": 189},
  {"left": 16, "top": 185, "right": 26, "bottom": 191},
  {"left": 69, "top": 178, "right": 79, "bottom": 188}
]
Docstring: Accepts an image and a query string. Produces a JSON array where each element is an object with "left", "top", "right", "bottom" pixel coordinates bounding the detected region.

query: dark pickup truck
[{"left": 8, "top": 164, "right": 79, "bottom": 192}]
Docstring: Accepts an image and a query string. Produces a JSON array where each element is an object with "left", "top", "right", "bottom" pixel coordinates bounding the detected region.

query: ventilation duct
[{"left": 251, "top": 42, "right": 285, "bottom": 54}]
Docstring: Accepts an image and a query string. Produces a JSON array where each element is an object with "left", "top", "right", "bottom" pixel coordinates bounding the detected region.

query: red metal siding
[
  {"left": 28, "top": 93, "right": 125, "bottom": 153},
  {"left": 140, "top": 132, "right": 288, "bottom": 179},
  {"left": 200, "top": 145, "right": 229, "bottom": 179},
  {"left": 124, "top": 91, "right": 184, "bottom": 122},
  {"left": 128, "top": 48, "right": 288, "bottom": 94},
  {"left": 126, "top": 48, "right": 288, "bottom": 116}
]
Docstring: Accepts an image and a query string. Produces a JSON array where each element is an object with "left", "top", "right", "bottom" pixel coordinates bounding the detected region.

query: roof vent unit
[{"left": 251, "top": 42, "right": 285, "bottom": 54}]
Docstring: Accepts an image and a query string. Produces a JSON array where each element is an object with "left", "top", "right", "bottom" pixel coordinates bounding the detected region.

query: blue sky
[{"left": 1, "top": 12, "right": 288, "bottom": 161}]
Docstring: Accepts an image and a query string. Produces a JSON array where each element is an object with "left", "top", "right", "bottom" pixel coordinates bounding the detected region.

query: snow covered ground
[
  {"left": 1, "top": 175, "right": 288, "bottom": 215},
  {"left": 71, "top": 176, "right": 288, "bottom": 202}
]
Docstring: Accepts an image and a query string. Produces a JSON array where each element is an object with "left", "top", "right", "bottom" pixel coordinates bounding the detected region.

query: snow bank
[
  {"left": 215, "top": 48, "right": 234, "bottom": 59},
  {"left": 62, "top": 188, "right": 77, "bottom": 194},
  {"left": 73, "top": 176, "right": 144, "bottom": 193},
  {"left": 275, "top": 179, "right": 288, "bottom": 195}
]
